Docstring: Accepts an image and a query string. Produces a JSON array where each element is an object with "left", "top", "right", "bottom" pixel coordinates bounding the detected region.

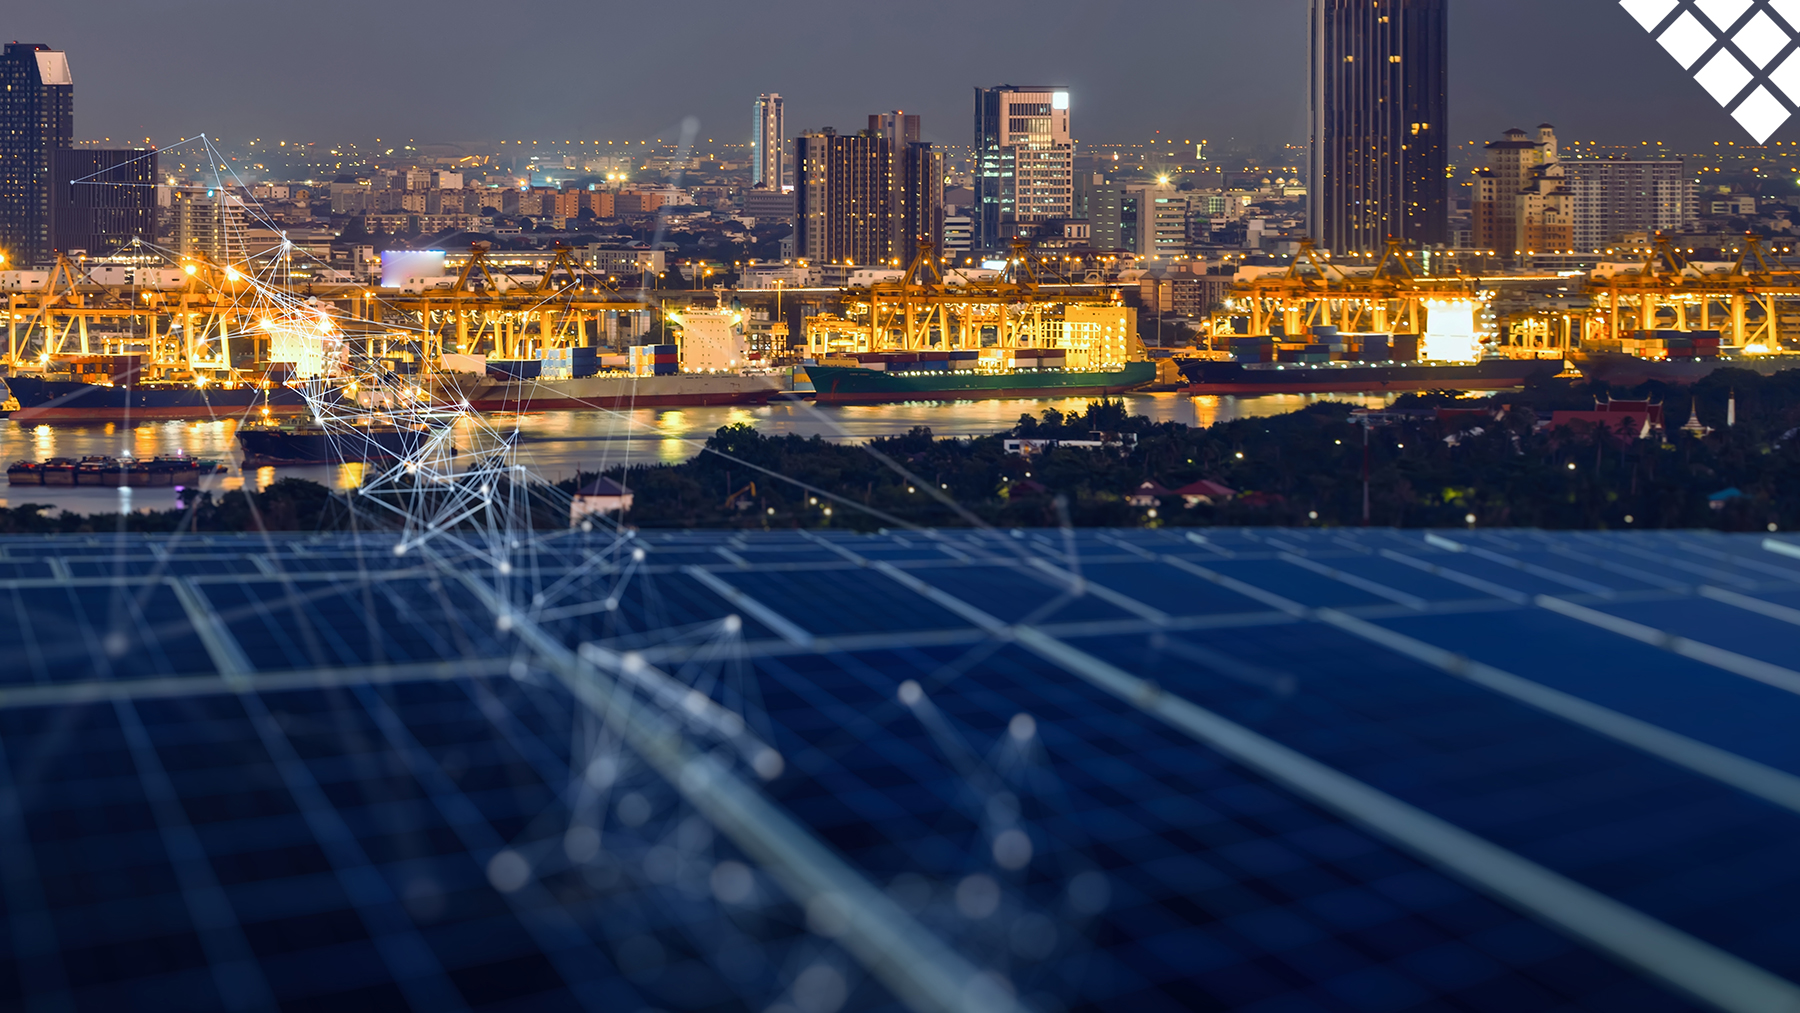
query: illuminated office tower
[
  {"left": 1308, "top": 0, "right": 1447, "bottom": 254},
  {"left": 0, "top": 43, "right": 74, "bottom": 265},
  {"left": 974, "top": 85, "right": 1073, "bottom": 251}
]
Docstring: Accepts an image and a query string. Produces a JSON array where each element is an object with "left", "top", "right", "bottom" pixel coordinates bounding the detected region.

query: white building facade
[
  {"left": 752, "top": 93, "right": 786, "bottom": 190},
  {"left": 1561, "top": 160, "right": 1696, "bottom": 251}
]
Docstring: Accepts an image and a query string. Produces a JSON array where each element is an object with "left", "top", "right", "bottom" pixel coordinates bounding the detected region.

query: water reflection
[
  {"left": 1, "top": 390, "right": 1405, "bottom": 512},
  {"left": 1189, "top": 393, "right": 1394, "bottom": 428}
]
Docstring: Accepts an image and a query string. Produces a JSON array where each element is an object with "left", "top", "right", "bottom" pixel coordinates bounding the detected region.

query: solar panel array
[{"left": 3, "top": 525, "right": 1800, "bottom": 1012}]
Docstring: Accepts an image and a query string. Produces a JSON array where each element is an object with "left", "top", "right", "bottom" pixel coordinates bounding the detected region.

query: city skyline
[{"left": 3, "top": 0, "right": 1791, "bottom": 150}]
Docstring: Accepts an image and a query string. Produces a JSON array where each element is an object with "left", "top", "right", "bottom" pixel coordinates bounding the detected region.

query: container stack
[
  {"left": 630, "top": 344, "right": 679, "bottom": 376},
  {"left": 849, "top": 349, "right": 989, "bottom": 371},
  {"left": 1629, "top": 329, "right": 1722, "bottom": 358},
  {"left": 538, "top": 347, "right": 601, "bottom": 379},
  {"left": 1231, "top": 336, "right": 1276, "bottom": 363},
  {"left": 1009, "top": 350, "right": 1067, "bottom": 370},
  {"left": 485, "top": 359, "right": 542, "bottom": 380},
  {"left": 1354, "top": 334, "right": 1395, "bottom": 362}
]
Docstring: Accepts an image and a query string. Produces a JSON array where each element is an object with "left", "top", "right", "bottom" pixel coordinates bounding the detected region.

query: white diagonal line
[
  {"left": 683, "top": 566, "right": 815, "bottom": 647},
  {"left": 1623, "top": 0, "right": 1681, "bottom": 29},
  {"left": 1698, "top": 0, "right": 1756, "bottom": 31},
  {"left": 1007, "top": 625, "right": 1800, "bottom": 1013},
  {"left": 1733, "top": 10, "right": 1790, "bottom": 66},
  {"left": 1315, "top": 609, "right": 1800, "bottom": 817},
  {"left": 871, "top": 564, "right": 1800, "bottom": 1013},
  {"left": 1536, "top": 594, "right": 1800, "bottom": 695},
  {"left": 1661, "top": 10, "right": 1720, "bottom": 68},
  {"left": 1278, "top": 552, "right": 1429, "bottom": 610},
  {"left": 1696, "top": 48, "right": 1756, "bottom": 102},
  {"left": 1764, "top": 537, "right": 1800, "bottom": 561},
  {"left": 1699, "top": 585, "right": 1800, "bottom": 625},
  {"left": 1734, "top": 85, "right": 1791, "bottom": 140}
]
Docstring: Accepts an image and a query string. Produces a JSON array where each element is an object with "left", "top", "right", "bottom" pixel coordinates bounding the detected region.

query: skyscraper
[
  {"left": 53, "top": 149, "right": 158, "bottom": 258},
  {"left": 796, "top": 126, "right": 943, "bottom": 268},
  {"left": 974, "top": 86, "right": 1074, "bottom": 252},
  {"left": 0, "top": 43, "right": 74, "bottom": 266},
  {"left": 1308, "top": 0, "right": 1447, "bottom": 255},
  {"left": 752, "top": 93, "right": 785, "bottom": 190}
]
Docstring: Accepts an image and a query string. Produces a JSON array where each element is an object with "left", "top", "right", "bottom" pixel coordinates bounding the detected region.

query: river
[{"left": 0, "top": 391, "right": 1399, "bottom": 515}]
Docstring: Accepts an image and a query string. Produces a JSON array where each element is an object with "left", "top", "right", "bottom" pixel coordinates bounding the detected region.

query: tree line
[{"left": 10, "top": 369, "right": 1799, "bottom": 534}]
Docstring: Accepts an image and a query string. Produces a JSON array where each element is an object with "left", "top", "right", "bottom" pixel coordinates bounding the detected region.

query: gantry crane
[
  {"left": 1211, "top": 238, "right": 1481, "bottom": 346},
  {"left": 802, "top": 240, "right": 1136, "bottom": 367},
  {"left": 1, "top": 244, "right": 652, "bottom": 378},
  {"left": 1579, "top": 232, "right": 1800, "bottom": 350}
]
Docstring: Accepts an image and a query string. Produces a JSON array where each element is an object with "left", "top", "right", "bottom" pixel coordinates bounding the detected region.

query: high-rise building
[
  {"left": 1560, "top": 159, "right": 1695, "bottom": 252},
  {"left": 0, "top": 43, "right": 74, "bottom": 266},
  {"left": 1308, "top": 0, "right": 1447, "bottom": 254},
  {"left": 170, "top": 186, "right": 248, "bottom": 265},
  {"left": 974, "top": 86, "right": 1074, "bottom": 251},
  {"left": 1085, "top": 175, "right": 1124, "bottom": 251},
  {"left": 1126, "top": 182, "right": 1190, "bottom": 259},
  {"left": 796, "top": 127, "right": 943, "bottom": 267},
  {"left": 1471, "top": 125, "right": 1571, "bottom": 260},
  {"left": 869, "top": 112, "right": 920, "bottom": 147},
  {"left": 752, "top": 93, "right": 785, "bottom": 190},
  {"left": 52, "top": 149, "right": 157, "bottom": 258}
]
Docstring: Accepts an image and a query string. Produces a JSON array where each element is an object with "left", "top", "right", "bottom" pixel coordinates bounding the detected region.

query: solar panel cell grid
[
  {"left": 1372, "top": 609, "right": 1800, "bottom": 769},
  {"left": 0, "top": 584, "right": 217, "bottom": 684},
  {"left": 713, "top": 569, "right": 972, "bottom": 637},
  {"left": 533, "top": 569, "right": 780, "bottom": 649},
  {"left": 5, "top": 528, "right": 1800, "bottom": 1011}
]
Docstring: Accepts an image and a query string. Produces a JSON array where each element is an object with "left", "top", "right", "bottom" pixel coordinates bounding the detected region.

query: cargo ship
[
  {"left": 432, "top": 333, "right": 792, "bottom": 411},
  {"left": 7, "top": 455, "right": 225, "bottom": 486},
  {"left": 1573, "top": 351, "right": 1800, "bottom": 386},
  {"left": 0, "top": 372, "right": 311, "bottom": 422},
  {"left": 808, "top": 355, "right": 1157, "bottom": 405},
  {"left": 436, "top": 371, "right": 792, "bottom": 412},
  {"left": 1182, "top": 357, "right": 1564, "bottom": 395},
  {"left": 236, "top": 421, "right": 449, "bottom": 467}
]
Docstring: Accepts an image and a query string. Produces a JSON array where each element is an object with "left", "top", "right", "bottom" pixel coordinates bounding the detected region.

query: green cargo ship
[{"left": 807, "top": 361, "right": 1157, "bottom": 404}]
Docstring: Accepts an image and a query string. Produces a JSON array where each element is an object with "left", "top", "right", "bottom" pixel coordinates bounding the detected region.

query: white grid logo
[{"left": 1623, "top": 0, "right": 1800, "bottom": 141}]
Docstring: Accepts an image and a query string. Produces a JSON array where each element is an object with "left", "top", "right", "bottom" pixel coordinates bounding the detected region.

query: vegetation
[
  {"left": 0, "top": 478, "right": 347, "bottom": 534},
  {"left": 17, "top": 370, "right": 1800, "bottom": 533},
  {"left": 567, "top": 369, "right": 1800, "bottom": 532}
]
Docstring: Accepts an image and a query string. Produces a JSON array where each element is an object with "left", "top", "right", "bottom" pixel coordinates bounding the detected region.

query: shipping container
[{"left": 487, "top": 360, "right": 542, "bottom": 380}]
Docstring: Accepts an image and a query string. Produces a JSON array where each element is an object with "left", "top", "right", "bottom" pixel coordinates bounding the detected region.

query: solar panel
[{"left": 3, "top": 526, "right": 1800, "bottom": 1012}]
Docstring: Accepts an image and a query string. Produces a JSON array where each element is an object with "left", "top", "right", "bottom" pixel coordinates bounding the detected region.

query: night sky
[{"left": 1, "top": 0, "right": 1766, "bottom": 150}]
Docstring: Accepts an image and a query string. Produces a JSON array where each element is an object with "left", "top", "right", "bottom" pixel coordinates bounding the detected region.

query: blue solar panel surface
[{"left": 2, "top": 526, "right": 1799, "bottom": 1012}]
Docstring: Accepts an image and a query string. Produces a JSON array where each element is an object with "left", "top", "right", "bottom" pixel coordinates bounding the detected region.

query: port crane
[
  {"left": 1575, "top": 233, "right": 1800, "bottom": 351},
  {"left": 1209, "top": 239, "right": 1481, "bottom": 347},
  {"left": 1, "top": 244, "right": 653, "bottom": 378},
  {"left": 801, "top": 240, "right": 1139, "bottom": 369}
]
